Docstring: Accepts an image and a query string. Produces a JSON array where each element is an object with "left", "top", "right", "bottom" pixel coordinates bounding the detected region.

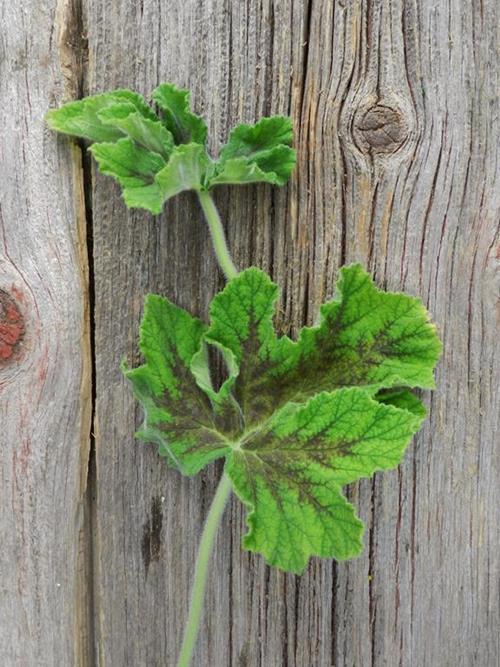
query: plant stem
[
  {"left": 197, "top": 190, "right": 238, "bottom": 279},
  {"left": 176, "top": 473, "right": 233, "bottom": 667},
  {"left": 177, "top": 193, "right": 235, "bottom": 666}
]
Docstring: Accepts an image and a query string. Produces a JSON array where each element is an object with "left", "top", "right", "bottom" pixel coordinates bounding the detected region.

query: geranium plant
[{"left": 46, "top": 83, "right": 441, "bottom": 667}]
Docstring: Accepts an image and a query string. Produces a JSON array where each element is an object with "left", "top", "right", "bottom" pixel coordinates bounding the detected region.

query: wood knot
[
  {"left": 0, "top": 289, "right": 25, "bottom": 365},
  {"left": 354, "top": 104, "right": 408, "bottom": 155}
]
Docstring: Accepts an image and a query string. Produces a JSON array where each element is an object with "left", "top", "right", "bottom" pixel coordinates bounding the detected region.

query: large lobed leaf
[
  {"left": 124, "top": 265, "right": 441, "bottom": 573},
  {"left": 205, "top": 263, "right": 441, "bottom": 426},
  {"left": 227, "top": 388, "right": 422, "bottom": 571},
  {"left": 46, "top": 84, "right": 296, "bottom": 213}
]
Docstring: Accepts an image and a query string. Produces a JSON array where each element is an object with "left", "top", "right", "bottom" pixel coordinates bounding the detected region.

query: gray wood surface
[
  {"left": 2, "top": 0, "right": 499, "bottom": 665},
  {"left": 0, "top": 0, "right": 92, "bottom": 664}
]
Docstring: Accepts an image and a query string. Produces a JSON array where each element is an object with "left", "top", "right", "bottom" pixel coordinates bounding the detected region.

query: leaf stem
[
  {"left": 197, "top": 190, "right": 238, "bottom": 279},
  {"left": 176, "top": 473, "right": 233, "bottom": 667}
]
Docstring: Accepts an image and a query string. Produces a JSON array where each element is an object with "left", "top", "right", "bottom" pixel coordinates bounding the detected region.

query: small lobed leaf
[
  {"left": 210, "top": 116, "right": 296, "bottom": 188},
  {"left": 155, "top": 144, "right": 210, "bottom": 199},
  {"left": 89, "top": 138, "right": 167, "bottom": 214},
  {"left": 45, "top": 90, "right": 156, "bottom": 143},
  {"left": 97, "top": 103, "right": 174, "bottom": 158},
  {"left": 152, "top": 83, "right": 208, "bottom": 145},
  {"left": 46, "top": 85, "right": 296, "bottom": 213},
  {"left": 218, "top": 116, "right": 293, "bottom": 159},
  {"left": 124, "top": 265, "right": 441, "bottom": 572},
  {"left": 208, "top": 150, "right": 294, "bottom": 188}
]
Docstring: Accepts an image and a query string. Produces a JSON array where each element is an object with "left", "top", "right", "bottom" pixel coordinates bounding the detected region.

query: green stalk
[
  {"left": 197, "top": 190, "right": 238, "bottom": 279},
  {"left": 176, "top": 192, "right": 236, "bottom": 665},
  {"left": 176, "top": 473, "right": 233, "bottom": 667}
]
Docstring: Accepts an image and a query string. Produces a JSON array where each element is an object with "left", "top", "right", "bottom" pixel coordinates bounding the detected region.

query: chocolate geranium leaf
[{"left": 124, "top": 265, "right": 441, "bottom": 572}]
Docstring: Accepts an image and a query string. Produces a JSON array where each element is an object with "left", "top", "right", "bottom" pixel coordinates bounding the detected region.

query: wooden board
[
  {"left": 86, "top": 0, "right": 500, "bottom": 665},
  {"left": 0, "top": 0, "right": 92, "bottom": 663},
  {"left": 2, "top": 0, "right": 498, "bottom": 664}
]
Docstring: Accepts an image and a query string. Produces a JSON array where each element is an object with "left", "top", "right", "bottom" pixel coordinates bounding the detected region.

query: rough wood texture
[
  {"left": 2, "top": 0, "right": 498, "bottom": 665},
  {"left": 86, "top": 0, "right": 500, "bottom": 665},
  {"left": 0, "top": 1, "right": 92, "bottom": 664}
]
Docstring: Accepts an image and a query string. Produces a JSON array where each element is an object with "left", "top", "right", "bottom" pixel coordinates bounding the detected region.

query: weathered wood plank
[
  {"left": 86, "top": 1, "right": 499, "bottom": 666},
  {"left": 0, "top": 1, "right": 92, "bottom": 664},
  {"left": 327, "top": 2, "right": 500, "bottom": 664}
]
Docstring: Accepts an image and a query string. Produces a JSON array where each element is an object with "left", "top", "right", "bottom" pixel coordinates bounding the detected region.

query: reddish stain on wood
[{"left": 0, "top": 289, "right": 25, "bottom": 364}]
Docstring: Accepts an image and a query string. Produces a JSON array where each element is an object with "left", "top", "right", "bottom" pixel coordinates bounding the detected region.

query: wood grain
[
  {"left": 0, "top": 0, "right": 92, "bottom": 663},
  {"left": 4, "top": 0, "right": 497, "bottom": 664},
  {"left": 85, "top": 0, "right": 499, "bottom": 665}
]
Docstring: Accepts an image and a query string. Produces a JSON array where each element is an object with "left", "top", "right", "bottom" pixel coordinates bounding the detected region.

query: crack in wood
[
  {"left": 141, "top": 496, "right": 164, "bottom": 575},
  {"left": 54, "top": 0, "right": 96, "bottom": 664},
  {"left": 55, "top": 0, "right": 87, "bottom": 100}
]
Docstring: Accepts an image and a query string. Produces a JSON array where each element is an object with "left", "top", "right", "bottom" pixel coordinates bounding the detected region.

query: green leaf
[
  {"left": 90, "top": 139, "right": 210, "bottom": 212},
  {"left": 97, "top": 103, "right": 174, "bottom": 158},
  {"left": 122, "top": 294, "right": 232, "bottom": 475},
  {"left": 47, "top": 86, "right": 296, "bottom": 215},
  {"left": 227, "top": 388, "right": 422, "bottom": 572},
  {"left": 155, "top": 144, "right": 210, "bottom": 199},
  {"left": 45, "top": 90, "right": 156, "bottom": 143},
  {"left": 376, "top": 388, "right": 427, "bottom": 418},
  {"left": 219, "top": 116, "right": 293, "bottom": 159},
  {"left": 125, "top": 265, "right": 441, "bottom": 572},
  {"left": 209, "top": 116, "right": 296, "bottom": 187},
  {"left": 296, "top": 264, "right": 442, "bottom": 390},
  {"left": 89, "top": 138, "right": 167, "bottom": 214},
  {"left": 205, "top": 264, "right": 442, "bottom": 427},
  {"left": 152, "top": 83, "right": 208, "bottom": 145}
]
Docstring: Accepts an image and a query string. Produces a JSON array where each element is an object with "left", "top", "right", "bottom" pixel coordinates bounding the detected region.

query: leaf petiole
[
  {"left": 176, "top": 191, "right": 236, "bottom": 665},
  {"left": 197, "top": 190, "right": 238, "bottom": 280},
  {"left": 176, "top": 472, "right": 233, "bottom": 667}
]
